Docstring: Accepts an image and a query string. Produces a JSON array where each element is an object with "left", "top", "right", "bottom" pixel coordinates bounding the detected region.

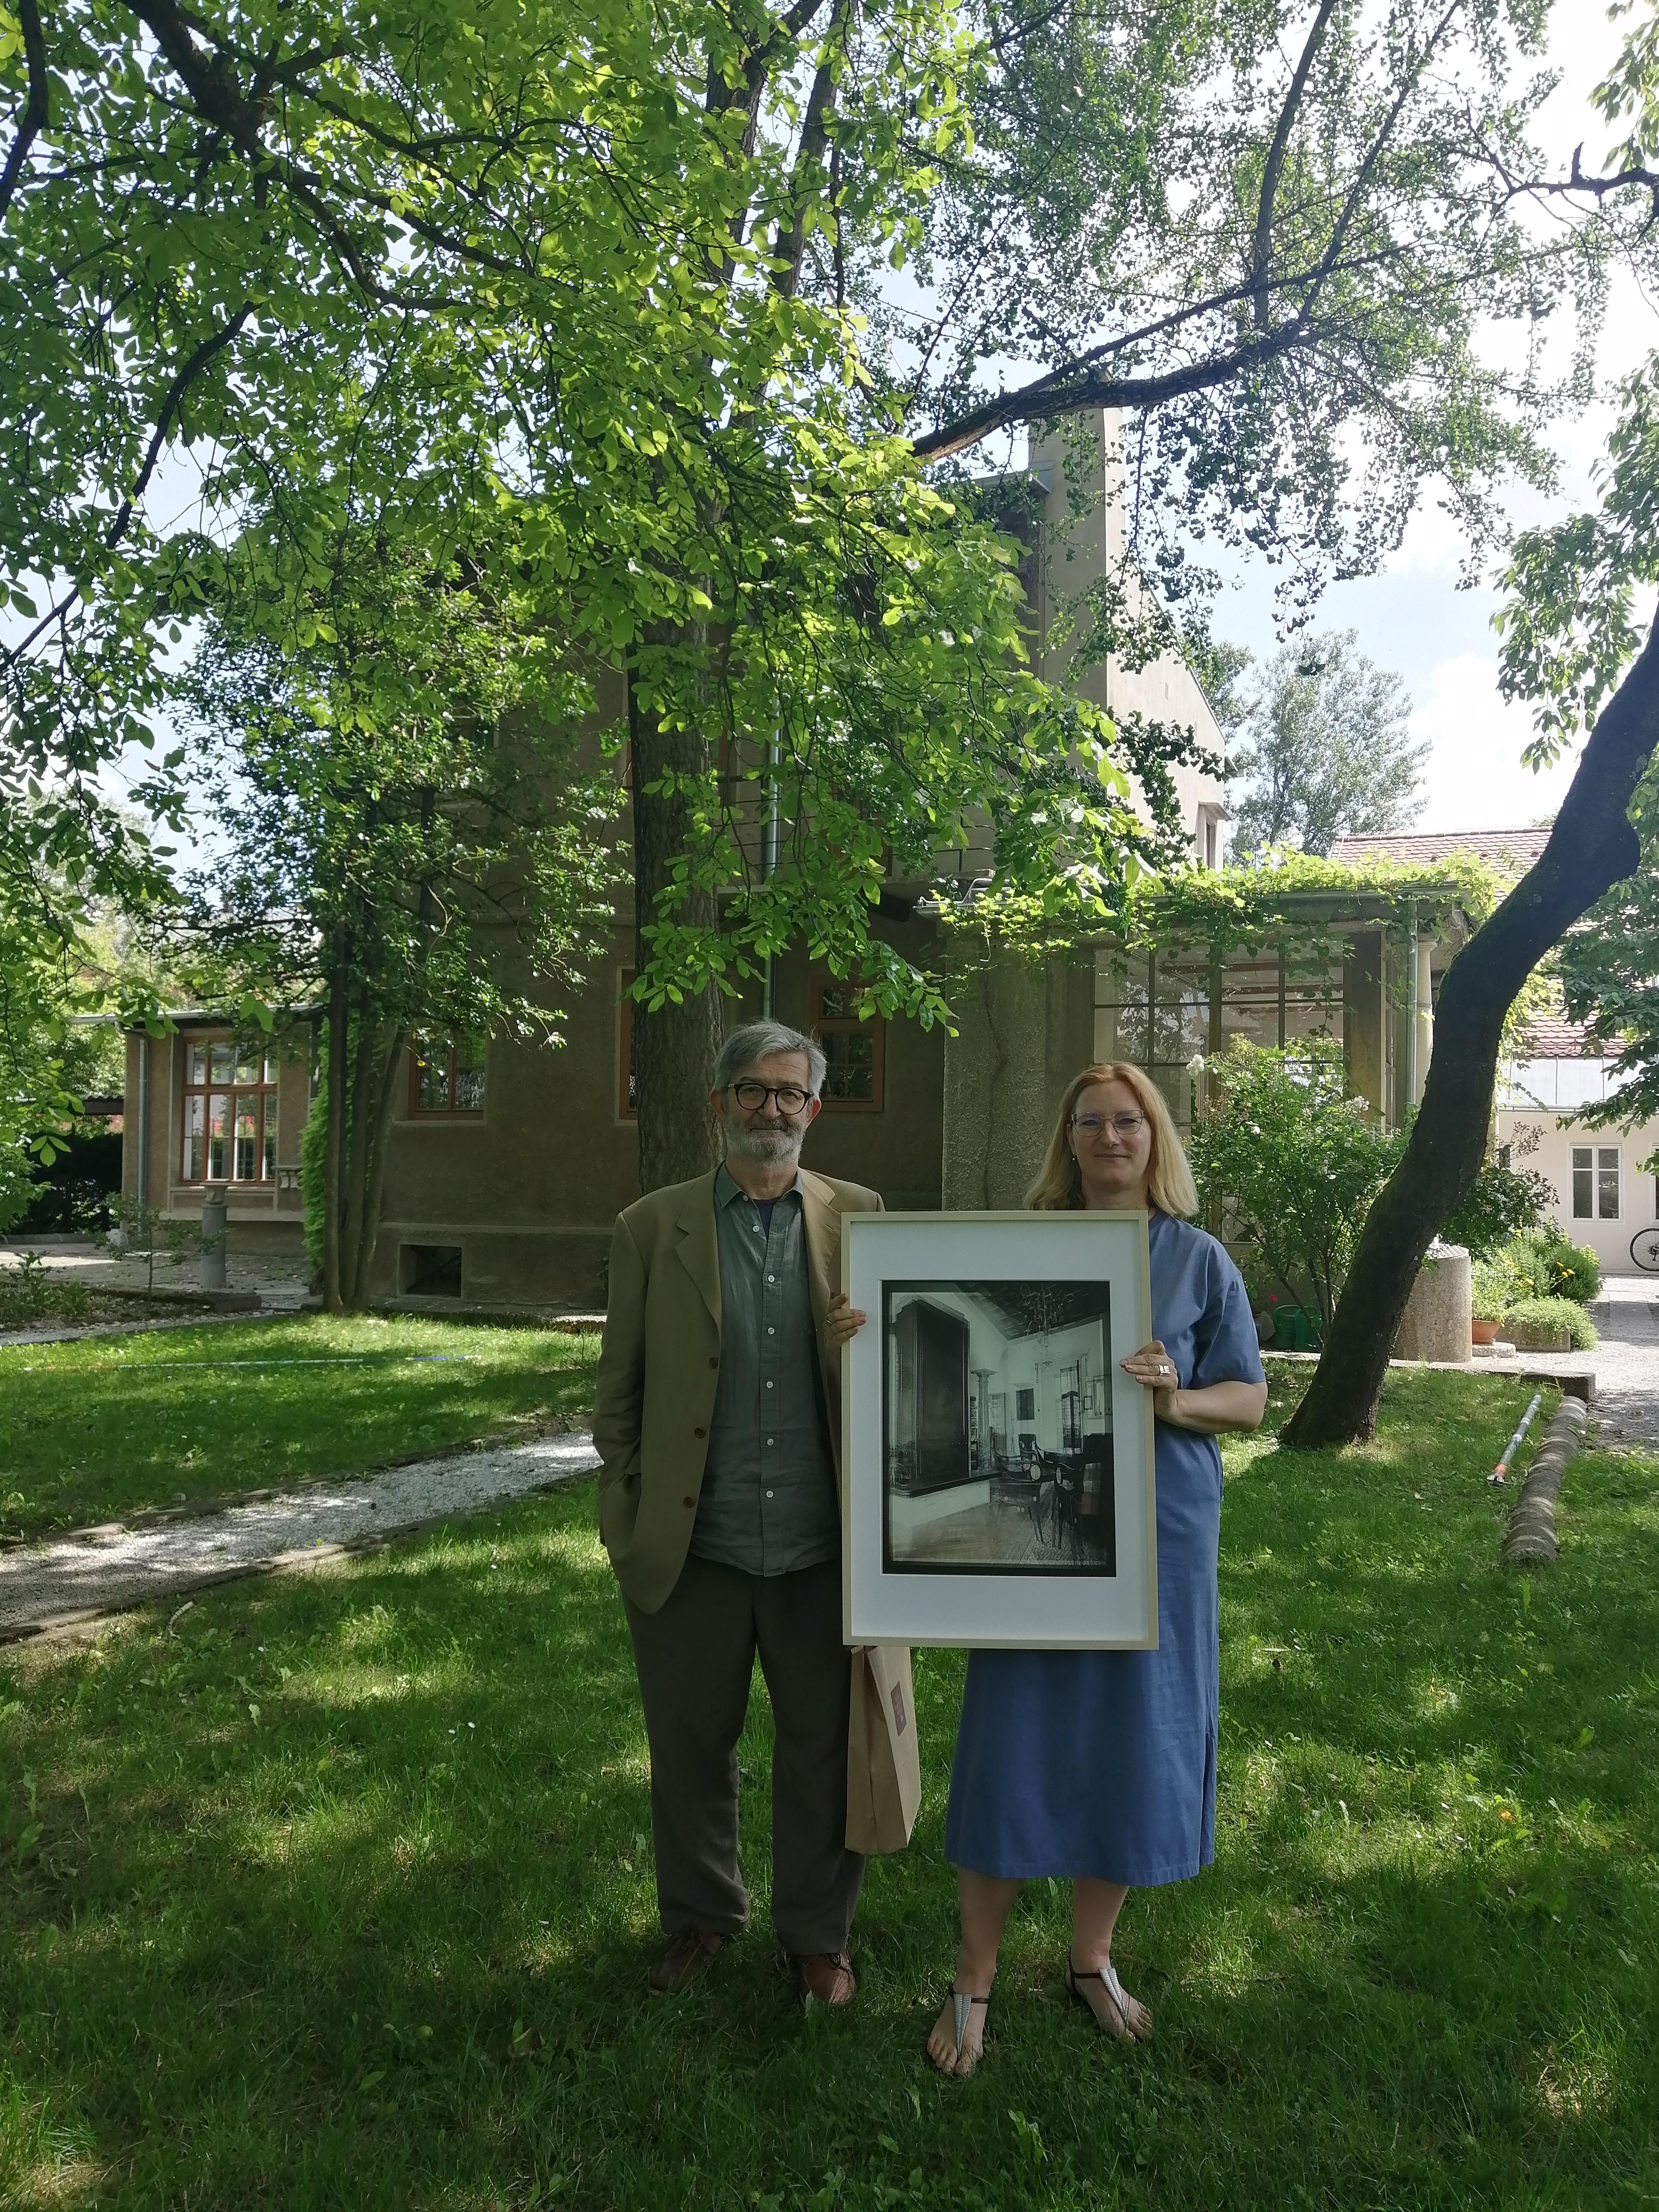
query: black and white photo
[
  {"left": 842, "top": 1212, "right": 1157, "bottom": 1649},
  {"left": 883, "top": 1281, "right": 1116, "bottom": 1573}
]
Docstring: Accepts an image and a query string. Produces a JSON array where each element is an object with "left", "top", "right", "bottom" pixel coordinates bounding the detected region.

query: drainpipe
[
  {"left": 137, "top": 1033, "right": 151, "bottom": 1209},
  {"left": 761, "top": 733, "right": 780, "bottom": 1020}
]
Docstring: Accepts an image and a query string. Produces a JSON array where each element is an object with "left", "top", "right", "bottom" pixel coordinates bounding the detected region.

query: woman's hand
[
  {"left": 1121, "top": 1338, "right": 1179, "bottom": 1422},
  {"left": 1121, "top": 1340, "right": 1268, "bottom": 1434},
  {"left": 826, "top": 1291, "right": 868, "bottom": 1349}
]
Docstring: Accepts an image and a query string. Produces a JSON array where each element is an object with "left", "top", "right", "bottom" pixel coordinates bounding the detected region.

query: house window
[
  {"left": 181, "top": 1038, "right": 277, "bottom": 1183},
  {"left": 812, "top": 978, "right": 884, "bottom": 1110},
  {"left": 410, "top": 1036, "right": 486, "bottom": 1115},
  {"left": 1599, "top": 1146, "right": 1621, "bottom": 1219},
  {"left": 1573, "top": 1145, "right": 1621, "bottom": 1219}
]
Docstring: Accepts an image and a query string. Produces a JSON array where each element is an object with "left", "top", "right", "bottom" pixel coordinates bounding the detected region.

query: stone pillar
[
  {"left": 1343, "top": 930, "right": 1385, "bottom": 1120},
  {"left": 942, "top": 948, "right": 1096, "bottom": 1209},
  {"left": 1415, "top": 934, "right": 1434, "bottom": 1105},
  {"left": 1392, "top": 1241, "right": 1471, "bottom": 1363},
  {"left": 199, "top": 1185, "right": 229, "bottom": 1289}
]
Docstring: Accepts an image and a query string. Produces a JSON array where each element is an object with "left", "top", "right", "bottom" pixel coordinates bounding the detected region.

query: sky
[{"left": 1208, "top": 6, "right": 1657, "bottom": 839}]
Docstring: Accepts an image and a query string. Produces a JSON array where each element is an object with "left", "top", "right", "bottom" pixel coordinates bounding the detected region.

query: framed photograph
[{"left": 841, "top": 1211, "right": 1157, "bottom": 1649}]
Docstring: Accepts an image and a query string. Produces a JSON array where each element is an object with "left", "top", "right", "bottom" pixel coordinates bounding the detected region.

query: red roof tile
[
  {"left": 1515, "top": 1012, "right": 1605, "bottom": 1059},
  {"left": 1328, "top": 828, "right": 1552, "bottom": 872}
]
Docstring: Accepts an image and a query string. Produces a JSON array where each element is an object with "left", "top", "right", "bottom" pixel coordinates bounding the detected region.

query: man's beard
[{"left": 723, "top": 1114, "right": 802, "bottom": 1166}]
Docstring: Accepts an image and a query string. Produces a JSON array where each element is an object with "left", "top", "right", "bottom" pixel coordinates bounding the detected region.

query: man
[{"left": 593, "top": 1018, "right": 880, "bottom": 2005}]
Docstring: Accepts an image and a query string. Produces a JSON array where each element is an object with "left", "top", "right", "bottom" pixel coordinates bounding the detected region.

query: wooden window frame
[
  {"left": 180, "top": 1034, "right": 279, "bottom": 1185},
  {"left": 811, "top": 976, "right": 885, "bottom": 1113},
  {"left": 409, "top": 1036, "right": 487, "bottom": 1117}
]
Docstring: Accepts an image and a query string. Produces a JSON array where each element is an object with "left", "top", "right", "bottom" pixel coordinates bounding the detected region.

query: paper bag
[{"left": 845, "top": 1643, "right": 921, "bottom": 1854}]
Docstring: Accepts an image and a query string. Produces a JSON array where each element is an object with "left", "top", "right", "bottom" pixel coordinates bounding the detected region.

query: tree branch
[
  {"left": 770, "top": 0, "right": 851, "bottom": 300},
  {"left": 105, "top": 297, "right": 254, "bottom": 547},
  {"left": 1250, "top": 0, "right": 1340, "bottom": 328},
  {"left": 0, "top": 0, "right": 49, "bottom": 228},
  {"left": 910, "top": 320, "right": 1314, "bottom": 460}
]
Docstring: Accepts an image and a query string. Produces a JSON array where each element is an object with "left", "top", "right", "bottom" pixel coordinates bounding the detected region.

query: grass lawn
[
  {"left": 0, "top": 1316, "right": 601, "bottom": 1541},
  {"left": 2, "top": 1367, "right": 1656, "bottom": 2209}
]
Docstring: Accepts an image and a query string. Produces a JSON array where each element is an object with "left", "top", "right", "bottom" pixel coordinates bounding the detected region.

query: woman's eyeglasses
[
  {"left": 1071, "top": 1111, "right": 1147, "bottom": 1139},
  {"left": 729, "top": 1080, "right": 813, "bottom": 1115}
]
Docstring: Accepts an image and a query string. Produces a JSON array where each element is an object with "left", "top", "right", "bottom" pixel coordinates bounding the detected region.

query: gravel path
[
  {"left": 1526, "top": 1291, "right": 1659, "bottom": 1449},
  {"left": 0, "top": 1432, "right": 601, "bottom": 1636}
]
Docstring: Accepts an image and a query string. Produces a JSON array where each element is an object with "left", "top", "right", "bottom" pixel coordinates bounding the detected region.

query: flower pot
[{"left": 1471, "top": 1318, "right": 1500, "bottom": 1345}]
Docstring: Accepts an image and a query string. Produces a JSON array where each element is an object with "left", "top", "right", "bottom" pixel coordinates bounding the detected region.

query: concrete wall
[
  {"left": 1028, "top": 413, "right": 1226, "bottom": 865},
  {"left": 366, "top": 919, "right": 948, "bottom": 1308},
  {"left": 941, "top": 950, "right": 1096, "bottom": 1209}
]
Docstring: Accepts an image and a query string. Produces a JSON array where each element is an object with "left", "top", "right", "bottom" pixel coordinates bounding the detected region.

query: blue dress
[{"left": 943, "top": 1211, "right": 1264, "bottom": 1886}]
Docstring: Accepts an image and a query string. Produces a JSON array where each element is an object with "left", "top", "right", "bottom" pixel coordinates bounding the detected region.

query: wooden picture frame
[{"left": 842, "top": 1211, "right": 1157, "bottom": 1649}]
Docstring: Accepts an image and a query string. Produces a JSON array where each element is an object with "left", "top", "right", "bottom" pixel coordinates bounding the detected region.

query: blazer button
[
  {"left": 693, "top": 1426, "right": 707, "bottom": 1438},
  {"left": 683, "top": 1496, "right": 696, "bottom": 1509},
  {"left": 708, "top": 1356, "right": 718, "bottom": 1369}
]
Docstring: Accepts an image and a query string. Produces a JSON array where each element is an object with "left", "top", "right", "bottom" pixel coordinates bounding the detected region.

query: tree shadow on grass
[{"left": 1, "top": 1382, "right": 1656, "bottom": 2209}]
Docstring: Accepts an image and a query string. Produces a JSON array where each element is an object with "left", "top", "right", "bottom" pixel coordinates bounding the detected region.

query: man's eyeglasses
[
  {"left": 1072, "top": 1110, "right": 1147, "bottom": 1140},
  {"left": 729, "top": 1079, "right": 813, "bottom": 1115}
]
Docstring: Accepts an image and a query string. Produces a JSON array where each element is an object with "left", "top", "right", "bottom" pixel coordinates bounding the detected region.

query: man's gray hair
[{"left": 714, "top": 1020, "right": 826, "bottom": 1097}]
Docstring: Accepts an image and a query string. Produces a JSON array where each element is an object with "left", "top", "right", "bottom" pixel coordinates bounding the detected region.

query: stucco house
[
  {"left": 1496, "top": 1012, "right": 1659, "bottom": 1276},
  {"left": 120, "top": 410, "right": 1229, "bottom": 1306}
]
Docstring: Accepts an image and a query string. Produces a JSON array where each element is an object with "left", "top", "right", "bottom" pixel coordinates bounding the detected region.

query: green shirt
[{"left": 690, "top": 1164, "right": 840, "bottom": 1576}]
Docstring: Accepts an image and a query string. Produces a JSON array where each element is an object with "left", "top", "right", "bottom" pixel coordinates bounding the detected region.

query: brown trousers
[{"left": 623, "top": 1551, "right": 864, "bottom": 1957}]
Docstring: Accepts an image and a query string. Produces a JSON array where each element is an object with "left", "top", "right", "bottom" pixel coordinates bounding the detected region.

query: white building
[{"left": 1497, "top": 1013, "right": 1659, "bottom": 1277}]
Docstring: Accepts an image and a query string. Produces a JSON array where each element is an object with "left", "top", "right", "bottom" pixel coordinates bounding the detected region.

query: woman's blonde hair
[{"left": 1025, "top": 1062, "right": 1199, "bottom": 1217}]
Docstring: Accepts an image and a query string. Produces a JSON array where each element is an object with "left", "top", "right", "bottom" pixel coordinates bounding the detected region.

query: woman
[{"left": 925, "top": 1062, "right": 1267, "bottom": 2075}]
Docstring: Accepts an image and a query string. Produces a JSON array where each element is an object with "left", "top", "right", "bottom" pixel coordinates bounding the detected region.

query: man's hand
[{"left": 826, "top": 1291, "right": 867, "bottom": 1348}]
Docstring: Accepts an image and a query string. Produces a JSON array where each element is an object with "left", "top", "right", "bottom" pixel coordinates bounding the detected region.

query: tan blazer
[{"left": 592, "top": 1165, "right": 882, "bottom": 1614}]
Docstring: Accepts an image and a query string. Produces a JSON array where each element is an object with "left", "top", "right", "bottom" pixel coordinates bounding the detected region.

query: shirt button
[
  {"left": 766, "top": 1437, "right": 774, "bottom": 1447},
  {"left": 767, "top": 1326, "right": 775, "bottom": 1336},
  {"left": 766, "top": 1380, "right": 774, "bottom": 1390},
  {"left": 767, "top": 1274, "right": 776, "bottom": 1284},
  {"left": 766, "top": 1489, "right": 774, "bottom": 1499}
]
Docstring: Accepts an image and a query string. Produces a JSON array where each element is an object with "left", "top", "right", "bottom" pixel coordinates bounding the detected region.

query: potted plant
[{"left": 1470, "top": 1258, "right": 1513, "bottom": 1345}]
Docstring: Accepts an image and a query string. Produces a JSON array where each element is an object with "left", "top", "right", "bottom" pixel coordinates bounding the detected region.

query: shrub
[
  {"left": 1500, "top": 1295, "right": 1598, "bottom": 1350},
  {"left": 1192, "top": 1038, "right": 1405, "bottom": 1334},
  {"left": 1441, "top": 1160, "right": 1555, "bottom": 1258},
  {"left": 1507, "top": 1228, "right": 1600, "bottom": 1305},
  {"left": 1470, "top": 1255, "right": 1522, "bottom": 1322},
  {"left": 0, "top": 1252, "right": 92, "bottom": 1325}
]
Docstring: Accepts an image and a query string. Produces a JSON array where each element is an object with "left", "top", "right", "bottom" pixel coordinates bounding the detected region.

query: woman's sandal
[
  {"left": 925, "top": 1985, "right": 991, "bottom": 2078},
  {"left": 1064, "top": 1955, "right": 1150, "bottom": 2043}
]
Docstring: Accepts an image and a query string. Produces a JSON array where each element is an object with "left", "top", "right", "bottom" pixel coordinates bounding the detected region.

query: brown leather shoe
[
  {"left": 789, "top": 1949, "right": 856, "bottom": 2007},
  {"left": 649, "top": 1930, "right": 730, "bottom": 1994}
]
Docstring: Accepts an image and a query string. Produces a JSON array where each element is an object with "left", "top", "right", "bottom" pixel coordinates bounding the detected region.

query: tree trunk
[
  {"left": 339, "top": 995, "right": 379, "bottom": 1307},
  {"left": 1282, "top": 618, "right": 1659, "bottom": 1448},
  {"left": 628, "top": 657, "right": 723, "bottom": 1194},
  {"left": 322, "top": 942, "right": 350, "bottom": 1315},
  {"left": 344, "top": 1021, "right": 406, "bottom": 1314}
]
